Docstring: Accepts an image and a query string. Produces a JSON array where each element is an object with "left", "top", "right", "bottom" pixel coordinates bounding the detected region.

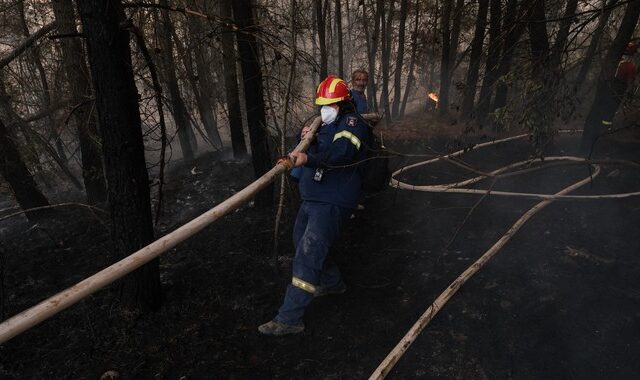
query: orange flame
[{"left": 428, "top": 92, "right": 439, "bottom": 102}]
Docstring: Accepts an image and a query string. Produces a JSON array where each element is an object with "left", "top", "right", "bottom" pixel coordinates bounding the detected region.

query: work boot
[
  {"left": 258, "top": 320, "right": 304, "bottom": 336},
  {"left": 314, "top": 282, "right": 347, "bottom": 297}
]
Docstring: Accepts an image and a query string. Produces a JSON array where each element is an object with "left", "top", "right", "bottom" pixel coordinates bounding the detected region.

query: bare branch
[{"left": 0, "top": 22, "right": 56, "bottom": 69}]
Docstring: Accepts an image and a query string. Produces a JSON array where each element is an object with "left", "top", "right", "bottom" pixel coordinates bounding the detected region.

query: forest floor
[{"left": 1, "top": 111, "right": 640, "bottom": 379}]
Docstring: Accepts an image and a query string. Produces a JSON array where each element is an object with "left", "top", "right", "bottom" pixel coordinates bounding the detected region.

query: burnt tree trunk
[
  {"left": 363, "top": 0, "right": 382, "bottom": 111},
  {"left": 0, "top": 82, "right": 82, "bottom": 191},
  {"left": 185, "top": 5, "right": 223, "bottom": 150},
  {"left": 391, "top": 0, "right": 408, "bottom": 119},
  {"left": 549, "top": 0, "right": 578, "bottom": 75},
  {"left": 427, "top": 3, "right": 440, "bottom": 92},
  {"left": 476, "top": 0, "right": 505, "bottom": 124},
  {"left": 400, "top": 4, "right": 421, "bottom": 118},
  {"left": 443, "top": 0, "right": 465, "bottom": 114},
  {"left": 491, "top": 0, "right": 527, "bottom": 115},
  {"left": 574, "top": 0, "right": 618, "bottom": 93},
  {"left": 220, "top": 0, "right": 248, "bottom": 159},
  {"left": 438, "top": 0, "right": 453, "bottom": 116},
  {"left": 159, "top": 0, "right": 196, "bottom": 161},
  {"left": 335, "top": 0, "right": 344, "bottom": 78},
  {"left": 315, "top": 0, "right": 328, "bottom": 80},
  {"left": 17, "top": 3, "right": 66, "bottom": 163},
  {"left": 77, "top": 0, "right": 161, "bottom": 310},
  {"left": 232, "top": 0, "right": 274, "bottom": 207},
  {"left": 527, "top": 0, "right": 557, "bottom": 151},
  {"left": 460, "top": 0, "right": 489, "bottom": 121},
  {"left": 580, "top": 0, "right": 640, "bottom": 153},
  {"left": 51, "top": 0, "right": 106, "bottom": 204},
  {"left": 380, "top": 0, "right": 394, "bottom": 122},
  {"left": 0, "top": 117, "right": 49, "bottom": 219},
  {"left": 175, "top": 15, "right": 222, "bottom": 150},
  {"left": 449, "top": 0, "right": 465, "bottom": 68},
  {"left": 528, "top": 0, "right": 550, "bottom": 80}
]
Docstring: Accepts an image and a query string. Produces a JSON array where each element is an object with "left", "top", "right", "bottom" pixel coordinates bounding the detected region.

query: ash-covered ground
[{"left": 1, "top": 116, "right": 640, "bottom": 379}]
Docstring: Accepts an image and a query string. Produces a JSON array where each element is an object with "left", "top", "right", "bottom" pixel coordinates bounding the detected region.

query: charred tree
[
  {"left": 380, "top": 0, "right": 394, "bottom": 122},
  {"left": 526, "top": 0, "right": 557, "bottom": 152},
  {"left": 173, "top": 29, "right": 218, "bottom": 149},
  {"left": 574, "top": 0, "right": 619, "bottom": 93},
  {"left": 491, "top": 0, "right": 527, "bottom": 116},
  {"left": 391, "top": 0, "right": 408, "bottom": 119},
  {"left": 335, "top": 0, "right": 344, "bottom": 79},
  {"left": 0, "top": 81, "right": 82, "bottom": 191},
  {"left": 580, "top": 0, "right": 640, "bottom": 153},
  {"left": 232, "top": 0, "right": 274, "bottom": 207},
  {"left": 0, "top": 117, "right": 49, "bottom": 219},
  {"left": 158, "top": 0, "right": 196, "bottom": 161},
  {"left": 400, "top": 4, "right": 421, "bottom": 118},
  {"left": 77, "top": 0, "right": 161, "bottom": 310},
  {"left": 363, "top": 0, "right": 382, "bottom": 111},
  {"left": 426, "top": 4, "right": 440, "bottom": 92},
  {"left": 220, "top": 0, "right": 248, "bottom": 159},
  {"left": 476, "top": 0, "right": 505, "bottom": 124},
  {"left": 460, "top": 0, "right": 489, "bottom": 121},
  {"left": 185, "top": 4, "right": 223, "bottom": 150},
  {"left": 315, "top": 0, "right": 328, "bottom": 80},
  {"left": 528, "top": 0, "right": 550, "bottom": 79},
  {"left": 549, "top": 0, "right": 579, "bottom": 75},
  {"left": 438, "top": 0, "right": 453, "bottom": 115},
  {"left": 51, "top": 0, "right": 106, "bottom": 204},
  {"left": 17, "top": 3, "right": 66, "bottom": 163},
  {"left": 449, "top": 0, "right": 465, "bottom": 69}
]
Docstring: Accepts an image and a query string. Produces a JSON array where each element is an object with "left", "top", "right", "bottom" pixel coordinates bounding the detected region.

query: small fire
[{"left": 428, "top": 92, "right": 439, "bottom": 102}]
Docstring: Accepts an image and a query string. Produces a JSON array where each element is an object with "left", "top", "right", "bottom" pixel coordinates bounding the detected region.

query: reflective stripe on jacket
[{"left": 299, "top": 113, "right": 368, "bottom": 208}]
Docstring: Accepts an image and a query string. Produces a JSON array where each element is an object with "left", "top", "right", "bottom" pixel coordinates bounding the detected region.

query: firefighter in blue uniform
[{"left": 259, "top": 76, "right": 369, "bottom": 336}]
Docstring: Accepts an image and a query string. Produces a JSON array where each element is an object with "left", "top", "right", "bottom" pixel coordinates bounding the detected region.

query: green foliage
[{"left": 492, "top": 76, "right": 559, "bottom": 157}]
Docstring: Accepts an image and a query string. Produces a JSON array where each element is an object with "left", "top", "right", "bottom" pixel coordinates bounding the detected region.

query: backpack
[{"left": 360, "top": 127, "right": 391, "bottom": 193}]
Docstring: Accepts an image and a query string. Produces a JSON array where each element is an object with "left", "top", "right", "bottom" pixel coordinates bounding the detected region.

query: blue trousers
[{"left": 275, "top": 201, "right": 350, "bottom": 326}]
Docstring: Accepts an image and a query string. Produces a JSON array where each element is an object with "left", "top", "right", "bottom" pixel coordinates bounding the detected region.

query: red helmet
[
  {"left": 624, "top": 42, "right": 637, "bottom": 55},
  {"left": 315, "top": 75, "right": 351, "bottom": 105}
]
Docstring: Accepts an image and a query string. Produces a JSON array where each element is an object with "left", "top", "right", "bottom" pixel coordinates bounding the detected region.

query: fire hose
[
  {"left": 369, "top": 131, "right": 640, "bottom": 379},
  {"left": 0, "top": 113, "right": 377, "bottom": 344}
]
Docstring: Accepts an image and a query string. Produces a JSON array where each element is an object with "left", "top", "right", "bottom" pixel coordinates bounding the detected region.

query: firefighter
[
  {"left": 259, "top": 76, "right": 369, "bottom": 336},
  {"left": 582, "top": 42, "right": 637, "bottom": 154},
  {"left": 601, "top": 42, "right": 637, "bottom": 129},
  {"left": 350, "top": 69, "right": 370, "bottom": 114}
]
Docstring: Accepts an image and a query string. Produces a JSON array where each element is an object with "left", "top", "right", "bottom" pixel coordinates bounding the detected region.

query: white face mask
[{"left": 320, "top": 106, "right": 338, "bottom": 124}]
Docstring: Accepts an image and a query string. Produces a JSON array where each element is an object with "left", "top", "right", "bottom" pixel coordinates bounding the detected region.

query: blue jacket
[
  {"left": 351, "top": 89, "right": 369, "bottom": 114},
  {"left": 299, "top": 113, "right": 368, "bottom": 209}
]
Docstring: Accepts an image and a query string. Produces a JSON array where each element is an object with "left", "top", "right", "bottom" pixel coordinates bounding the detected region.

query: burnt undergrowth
[{"left": 1, "top": 120, "right": 640, "bottom": 379}]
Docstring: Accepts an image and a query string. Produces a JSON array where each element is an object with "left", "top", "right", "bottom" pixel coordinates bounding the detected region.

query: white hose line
[
  {"left": 0, "top": 113, "right": 382, "bottom": 344},
  {"left": 391, "top": 135, "right": 640, "bottom": 200},
  {"left": 370, "top": 162, "right": 603, "bottom": 379},
  {"left": 371, "top": 132, "right": 640, "bottom": 379}
]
